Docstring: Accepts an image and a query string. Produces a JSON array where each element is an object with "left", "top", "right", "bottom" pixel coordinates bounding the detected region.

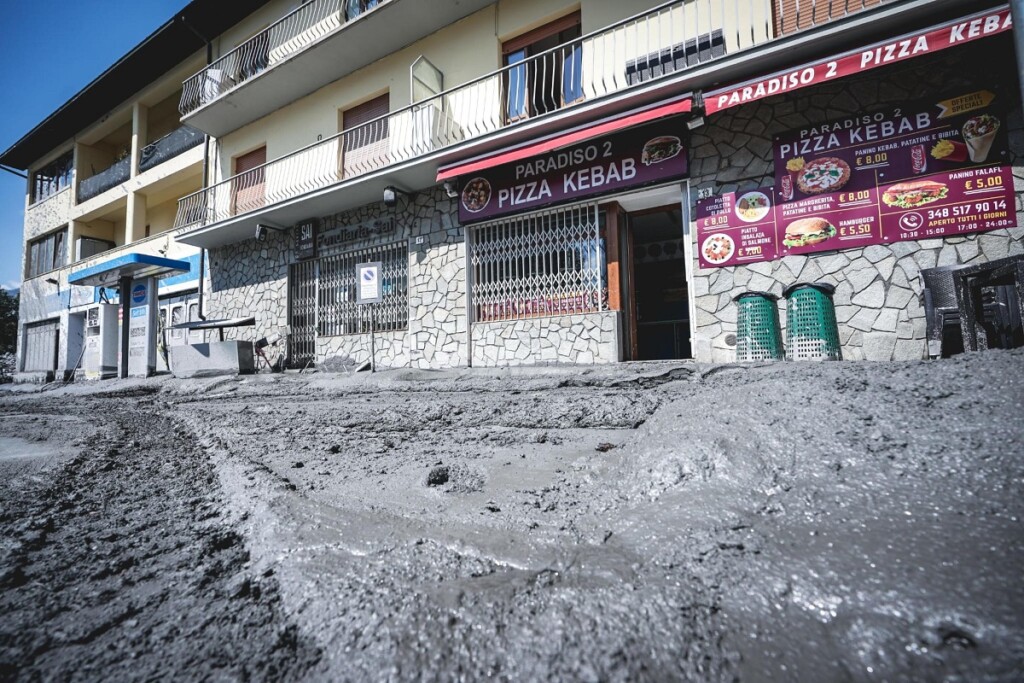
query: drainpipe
[
  {"left": 1011, "top": 0, "right": 1024, "bottom": 111},
  {"left": 182, "top": 15, "right": 212, "bottom": 320}
]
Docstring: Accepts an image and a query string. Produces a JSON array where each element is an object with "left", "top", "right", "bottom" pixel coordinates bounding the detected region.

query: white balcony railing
[
  {"left": 174, "top": 0, "right": 890, "bottom": 231},
  {"left": 179, "top": 0, "right": 387, "bottom": 116}
]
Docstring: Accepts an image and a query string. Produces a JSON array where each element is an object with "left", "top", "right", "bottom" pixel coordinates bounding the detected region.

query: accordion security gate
[
  {"left": 470, "top": 202, "right": 606, "bottom": 323},
  {"left": 288, "top": 242, "right": 409, "bottom": 366}
]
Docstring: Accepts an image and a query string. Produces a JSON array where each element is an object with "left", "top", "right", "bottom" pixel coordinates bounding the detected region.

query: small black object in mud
[
  {"left": 328, "top": 444, "right": 341, "bottom": 454},
  {"left": 426, "top": 466, "right": 449, "bottom": 487},
  {"left": 292, "top": 461, "right": 304, "bottom": 469},
  {"left": 595, "top": 442, "right": 615, "bottom": 452}
]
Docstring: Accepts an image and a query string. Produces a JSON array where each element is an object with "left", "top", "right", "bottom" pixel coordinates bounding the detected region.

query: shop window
[
  {"left": 503, "top": 12, "right": 583, "bottom": 122},
  {"left": 345, "top": 0, "right": 381, "bottom": 21},
  {"left": 315, "top": 240, "right": 408, "bottom": 336},
  {"left": 341, "top": 93, "right": 390, "bottom": 177},
  {"left": 31, "top": 151, "right": 73, "bottom": 204},
  {"left": 231, "top": 145, "right": 267, "bottom": 215},
  {"left": 470, "top": 202, "right": 607, "bottom": 322},
  {"left": 27, "top": 227, "right": 68, "bottom": 278}
]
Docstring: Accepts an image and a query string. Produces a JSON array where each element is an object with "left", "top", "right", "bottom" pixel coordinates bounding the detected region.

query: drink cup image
[{"left": 962, "top": 114, "right": 1000, "bottom": 163}]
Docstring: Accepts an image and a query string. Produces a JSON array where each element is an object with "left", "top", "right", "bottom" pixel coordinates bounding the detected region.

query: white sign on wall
[{"left": 356, "top": 261, "right": 382, "bottom": 304}]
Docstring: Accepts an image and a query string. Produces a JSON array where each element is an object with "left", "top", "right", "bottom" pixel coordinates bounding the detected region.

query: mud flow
[{"left": 1, "top": 351, "right": 1022, "bottom": 681}]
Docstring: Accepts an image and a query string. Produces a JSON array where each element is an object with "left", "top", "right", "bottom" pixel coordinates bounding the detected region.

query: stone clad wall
[
  {"left": 689, "top": 43, "right": 1024, "bottom": 362},
  {"left": 208, "top": 187, "right": 468, "bottom": 369},
  {"left": 471, "top": 311, "right": 620, "bottom": 366}
]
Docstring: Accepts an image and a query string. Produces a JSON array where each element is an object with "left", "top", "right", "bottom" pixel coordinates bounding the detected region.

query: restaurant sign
[
  {"left": 697, "top": 88, "right": 1016, "bottom": 269},
  {"left": 705, "top": 6, "right": 1012, "bottom": 114},
  {"left": 457, "top": 117, "right": 688, "bottom": 223}
]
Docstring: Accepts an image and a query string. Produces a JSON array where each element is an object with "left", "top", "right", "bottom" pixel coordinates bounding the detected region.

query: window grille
[
  {"left": 470, "top": 202, "right": 606, "bottom": 323},
  {"left": 319, "top": 240, "right": 408, "bottom": 335}
]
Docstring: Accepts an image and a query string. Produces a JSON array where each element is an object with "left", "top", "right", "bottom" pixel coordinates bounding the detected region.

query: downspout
[{"left": 182, "top": 15, "right": 212, "bottom": 320}]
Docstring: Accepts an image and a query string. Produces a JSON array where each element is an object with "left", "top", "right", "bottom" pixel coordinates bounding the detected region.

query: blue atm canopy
[{"left": 68, "top": 253, "right": 191, "bottom": 288}]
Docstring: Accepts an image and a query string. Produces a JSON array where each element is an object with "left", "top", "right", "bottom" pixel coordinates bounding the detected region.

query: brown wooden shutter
[
  {"left": 341, "top": 93, "right": 389, "bottom": 176},
  {"left": 232, "top": 145, "right": 266, "bottom": 215}
]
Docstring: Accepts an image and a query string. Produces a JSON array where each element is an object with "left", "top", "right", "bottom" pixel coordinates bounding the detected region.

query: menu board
[{"left": 697, "top": 88, "right": 1016, "bottom": 269}]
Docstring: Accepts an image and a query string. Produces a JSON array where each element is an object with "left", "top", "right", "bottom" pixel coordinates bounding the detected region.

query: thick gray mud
[{"left": 1, "top": 351, "right": 1023, "bottom": 681}]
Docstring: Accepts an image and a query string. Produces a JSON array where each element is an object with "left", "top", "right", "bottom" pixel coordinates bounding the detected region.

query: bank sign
[{"left": 457, "top": 118, "right": 688, "bottom": 223}]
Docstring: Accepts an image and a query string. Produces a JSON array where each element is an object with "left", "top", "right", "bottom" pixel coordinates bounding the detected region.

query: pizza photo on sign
[
  {"left": 701, "top": 233, "right": 735, "bottom": 264},
  {"left": 881, "top": 180, "right": 949, "bottom": 209},
  {"left": 641, "top": 136, "right": 682, "bottom": 165},
  {"left": 795, "top": 157, "right": 851, "bottom": 195},
  {"left": 461, "top": 177, "right": 492, "bottom": 213},
  {"left": 782, "top": 217, "right": 836, "bottom": 249}
]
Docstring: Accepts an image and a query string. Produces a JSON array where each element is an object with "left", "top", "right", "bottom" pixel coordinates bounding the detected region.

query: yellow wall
[{"left": 146, "top": 197, "right": 180, "bottom": 236}]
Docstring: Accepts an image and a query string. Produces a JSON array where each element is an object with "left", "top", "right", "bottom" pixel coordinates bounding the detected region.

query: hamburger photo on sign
[{"left": 783, "top": 217, "right": 837, "bottom": 249}]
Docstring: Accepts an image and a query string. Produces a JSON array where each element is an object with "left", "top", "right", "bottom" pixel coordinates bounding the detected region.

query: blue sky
[{"left": 0, "top": 0, "right": 183, "bottom": 291}]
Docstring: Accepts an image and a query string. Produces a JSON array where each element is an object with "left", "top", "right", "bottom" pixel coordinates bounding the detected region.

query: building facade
[{"left": 5, "top": 0, "right": 1021, "bottom": 378}]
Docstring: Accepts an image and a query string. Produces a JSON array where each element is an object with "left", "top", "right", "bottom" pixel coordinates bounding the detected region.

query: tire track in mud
[{"left": 0, "top": 398, "right": 320, "bottom": 682}]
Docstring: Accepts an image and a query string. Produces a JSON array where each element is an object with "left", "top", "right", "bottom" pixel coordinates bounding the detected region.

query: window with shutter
[
  {"left": 231, "top": 146, "right": 267, "bottom": 215},
  {"left": 340, "top": 93, "right": 389, "bottom": 177},
  {"left": 502, "top": 12, "right": 582, "bottom": 122}
]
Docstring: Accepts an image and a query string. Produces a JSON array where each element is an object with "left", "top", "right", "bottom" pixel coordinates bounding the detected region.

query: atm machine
[{"left": 83, "top": 304, "right": 119, "bottom": 380}]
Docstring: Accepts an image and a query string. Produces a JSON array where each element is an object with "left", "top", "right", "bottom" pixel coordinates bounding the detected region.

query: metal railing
[
  {"left": 78, "top": 157, "right": 131, "bottom": 203},
  {"left": 174, "top": 0, "right": 891, "bottom": 232},
  {"left": 179, "top": 0, "right": 387, "bottom": 116},
  {"left": 139, "top": 125, "right": 204, "bottom": 173},
  {"left": 471, "top": 203, "right": 606, "bottom": 323}
]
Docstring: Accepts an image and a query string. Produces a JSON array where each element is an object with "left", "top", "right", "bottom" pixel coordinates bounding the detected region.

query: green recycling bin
[
  {"left": 733, "top": 291, "right": 784, "bottom": 361},
  {"left": 783, "top": 282, "right": 842, "bottom": 361}
]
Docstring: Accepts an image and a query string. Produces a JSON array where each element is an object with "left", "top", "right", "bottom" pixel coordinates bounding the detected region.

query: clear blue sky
[{"left": 0, "top": 0, "right": 183, "bottom": 291}]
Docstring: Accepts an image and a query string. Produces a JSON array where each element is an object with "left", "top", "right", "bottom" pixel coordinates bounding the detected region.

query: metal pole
[
  {"left": 119, "top": 275, "right": 131, "bottom": 379},
  {"left": 1011, "top": 0, "right": 1024, "bottom": 106},
  {"left": 370, "top": 304, "right": 376, "bottom": 373}
]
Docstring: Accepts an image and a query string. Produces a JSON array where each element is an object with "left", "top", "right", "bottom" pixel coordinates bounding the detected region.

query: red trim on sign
[
  {"left": 705, "top": 6, "right": 1012, "bottom": 115},
  {"left": 436, "top": 98, "right": 692, "bottom": 182}
]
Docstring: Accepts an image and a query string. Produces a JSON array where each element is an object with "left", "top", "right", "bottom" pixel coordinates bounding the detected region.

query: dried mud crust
[{"left": 0, "top": 400, "right": 320, "bottom": 682}]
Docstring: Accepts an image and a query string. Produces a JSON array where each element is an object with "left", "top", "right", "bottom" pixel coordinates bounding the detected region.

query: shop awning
[
  {"left": 704, "top": 5, "right": 1012, "bottom": 115},
  {"left": 69, "top": 253, "right": 191, "bottom": 288},
  {"left": 436, "top": 96, "right": 692, "bottom": 182}
]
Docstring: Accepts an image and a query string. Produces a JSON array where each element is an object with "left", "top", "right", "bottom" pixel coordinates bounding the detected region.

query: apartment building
[{"left": 5, "top": 0, "right": 1022, "bottom": 378}]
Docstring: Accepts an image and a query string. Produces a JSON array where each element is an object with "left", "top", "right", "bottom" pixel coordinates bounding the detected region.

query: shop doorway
[{"left": 623, "top": 206, "right": 691, "bottom": 360}]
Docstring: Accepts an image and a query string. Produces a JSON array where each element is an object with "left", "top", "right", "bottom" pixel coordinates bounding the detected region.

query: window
[
  {"left": 31, "top": 151, "right": 73, "bottom": 204},
  {"left": 345, "top": 0, "right": 380, "bottom": 21},
  {"left": 503, "top": 12, "right": 582, "bottom": 122},
  {"left": 470, "top": 203, "right": 607, "bottom": 322},
  {"left": 27, "top": 228, "right": 68, "bottom": 278},
  {"left": 231, "top": 146, "right": 267, "bottom": 215},
  {"left": 317, "top": 240, "right": 408, "bottom": 335},
  {"left": 341, "top": 93, "right": 389, "bottom": 177}
]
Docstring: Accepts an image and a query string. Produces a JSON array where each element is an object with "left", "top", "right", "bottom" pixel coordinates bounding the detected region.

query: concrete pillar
[
  {"left": 131, "top": 102, "right": 149, "bottom": 179},
  {"left": 126, "top": 192, "right": 147, "bottom": 244},
  {"left": 67, "top": 220, "right": 82, "bottom": 264}
]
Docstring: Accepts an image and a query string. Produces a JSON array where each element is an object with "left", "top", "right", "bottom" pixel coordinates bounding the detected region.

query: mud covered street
[{"left": 1, "top": 351, "right": 1023, "bottom": 681}]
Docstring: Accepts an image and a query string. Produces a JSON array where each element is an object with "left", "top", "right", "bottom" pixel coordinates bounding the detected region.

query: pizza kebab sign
[
  {"left": 697, "top": 89, "right": 1016, "bottom": 269},
  {"left": 456, "top": 117, "right": 689, "bottom": 223}
]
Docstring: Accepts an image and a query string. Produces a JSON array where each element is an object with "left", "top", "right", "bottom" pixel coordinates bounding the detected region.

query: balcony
[
  {"left": 178, "top": 0, "right": 497, "bottom": 138},
  {"left": 139, "top": 125, "right": 203, "bottom": 174},
  {"left": 175, "top": 0, "right": 940, "bottom": 246},
  {"left": 78, "top": 157, "right": 131, "bottom": 203}
]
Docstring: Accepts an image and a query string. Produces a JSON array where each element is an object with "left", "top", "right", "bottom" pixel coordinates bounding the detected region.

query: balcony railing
[
  {"left": 179, "top": 0, "right": 386, "bottom": 116},
  {"left": 139, "top": 125, "right": 204, "bottom": 173},
  {"left": 174, "top": 0, "right": 890, "bottom": 231},
  {"left": 78, "top": 157, "right": 131, "bottom": 203}
]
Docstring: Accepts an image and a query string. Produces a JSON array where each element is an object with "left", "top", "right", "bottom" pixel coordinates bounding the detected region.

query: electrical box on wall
[{"left": 83, "top": 304, "right": 119, "bottom": 380}]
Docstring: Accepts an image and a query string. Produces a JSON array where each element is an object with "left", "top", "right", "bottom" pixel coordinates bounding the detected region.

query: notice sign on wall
[
  {"left": 697, "top": 88, "right": 1016, "bottom": 269},
  {"left": 356, "top": 262, "right": 382, "bottom": 304}
]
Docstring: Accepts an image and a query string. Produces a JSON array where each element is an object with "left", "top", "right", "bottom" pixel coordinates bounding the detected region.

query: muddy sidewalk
[{"left": 1, "top": 351, "right": 1023, "bottom": 681}]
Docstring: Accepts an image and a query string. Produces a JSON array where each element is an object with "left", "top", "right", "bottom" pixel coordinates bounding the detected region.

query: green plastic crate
[
  {"left": 783, "top": 282, "right": 842, "bottom": 361},
  {"left": 733, "top": 291, "right": 784, "bottom": 361}
]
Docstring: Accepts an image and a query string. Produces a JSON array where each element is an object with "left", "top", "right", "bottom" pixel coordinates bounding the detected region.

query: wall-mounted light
[
  {"left": 686, "top": 116, "right": 705, "bottom": 131},
  {"left": 442, "top": 180, "right": 459, "bottom": 199},
  {"left": 45, "top": 277, "right": 59, "bottom": 286},
  {"left": 383, "top": 185, "right": 415, "bottom": 208},
  {"left": 254, "top": 223, "right": 287, "bottom": 242}
]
